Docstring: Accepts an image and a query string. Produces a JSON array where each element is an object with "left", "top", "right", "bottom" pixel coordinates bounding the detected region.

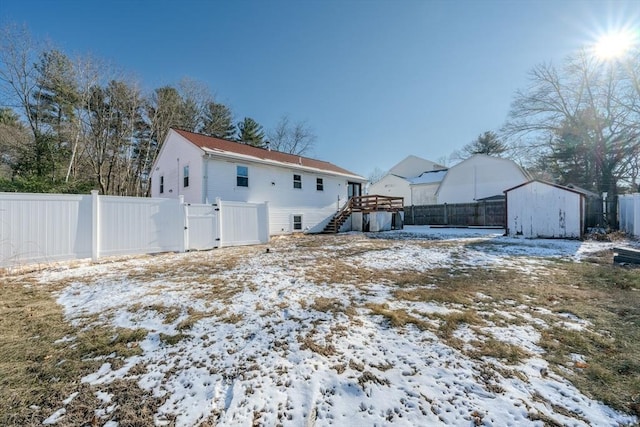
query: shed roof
[
  {"left": 504, "top": 179, "right": 587, "bottom": 196},
  {"left": 173, "top": 128, "right": 364, "bottom": 180}
]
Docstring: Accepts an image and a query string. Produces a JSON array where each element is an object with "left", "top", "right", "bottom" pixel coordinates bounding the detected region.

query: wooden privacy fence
[
  {"left": 0, "top": 191, "right": 269, "bottom": 268},
  {"left": 404, "top": 200, "right": 506, "bottom": 227}
]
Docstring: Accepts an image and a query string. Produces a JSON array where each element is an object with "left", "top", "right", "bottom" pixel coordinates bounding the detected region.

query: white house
[
  {"left": 505, "top": 180, "right": 585, "bottom": 239},
  {"left": 436, "top": 154, "right": 528, "bottom": 204},
  {"left": 368, "top": 155, "right": 446, "bottom": 206},
  {"left": 151, "top": 129, "right": 367, "bottom": 234}
]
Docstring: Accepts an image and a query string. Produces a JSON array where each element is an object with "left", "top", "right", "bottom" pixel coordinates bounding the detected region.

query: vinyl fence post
[
  {"left": 91, "top": 190, "right": 100, "bottom": 261},
  {"left": 216, "top": 197, "right": 223, "bottom": 247},
  {"left": 263, "top": 201, "right": 270, "bottom": 243},
  {"left": 179, "top": 195, "right": 187, "bottom": 252}
]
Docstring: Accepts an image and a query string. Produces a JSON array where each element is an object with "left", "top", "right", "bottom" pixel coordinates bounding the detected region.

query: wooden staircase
[
  {"left": 321, "top": 195, "right": 404, "bottom": 233},
  {"left": 322, "top": 198, "right": 355, "bottom": 233}
]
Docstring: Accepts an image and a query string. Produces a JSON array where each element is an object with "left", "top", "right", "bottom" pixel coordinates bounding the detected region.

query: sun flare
[{"left": 593, "top": 29, "right": 637, "bottom": 59}]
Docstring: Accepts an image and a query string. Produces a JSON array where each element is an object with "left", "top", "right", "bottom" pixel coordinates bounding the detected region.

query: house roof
[
  {"left": 407, "top": 169, "right": 448, "bottom": 185},
  {"left": 387, "top": 155, "right": 447, "bottom": 179},
  {"left": 173, "top": 128, "right": 365, "bottom": 180}
]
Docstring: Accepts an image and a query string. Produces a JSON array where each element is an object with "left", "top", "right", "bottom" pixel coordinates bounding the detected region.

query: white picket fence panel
[
  {"left": 0, "top": 192, "right": 269, "bottom": 268},
  {"left": 619, "top": 193, "right": 640, "bottom": 237}
]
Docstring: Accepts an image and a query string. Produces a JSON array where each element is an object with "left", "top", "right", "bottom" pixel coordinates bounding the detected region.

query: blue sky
[{"left": 1, "top": 0, "right": 638, "bottom": 177}]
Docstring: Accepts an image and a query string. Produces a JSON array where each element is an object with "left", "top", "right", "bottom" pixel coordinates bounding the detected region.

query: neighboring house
[
  {"left": 436, "top": 154, "right": 528, "bottom": 204},
  {"left": 408, "top": 170, "right": 449, "bottom": 205},
  {"left": 505, "top": 180, "right": 586, "bottom": 239},
  {"left": 368, "top": 155, "right": 446, "bottom": 206},
  {"left": 151, "top": 128, "right": 367, "bottom": 234}
]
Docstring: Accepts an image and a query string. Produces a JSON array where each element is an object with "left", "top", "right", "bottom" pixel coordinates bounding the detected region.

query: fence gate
[{"left": 185, "top": 203, "right": 220, "bottom": 250}]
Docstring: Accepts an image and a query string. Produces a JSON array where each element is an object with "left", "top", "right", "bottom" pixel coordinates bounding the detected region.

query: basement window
[
  {"left": 293, "top": 174, "right": 302, "bottom": 189},
  {"left": 237, "top": 165, "right": 249, "bottom": 187},
  {"left": 293, "top": 215, "right": 303, "bottom": 231},
  {"left": 159, "top": 176, "right": 164, "bottom": 194},
  {"left": 183, "top": 166, "right": 189, "bottom": 187},
  {"left": 316, "top": 177, "right": 324, "bottom": 191}
]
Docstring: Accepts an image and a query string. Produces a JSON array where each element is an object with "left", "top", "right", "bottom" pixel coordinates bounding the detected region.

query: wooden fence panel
[{"left": 405, "top": 201, "right": 505, "bottom": 227}]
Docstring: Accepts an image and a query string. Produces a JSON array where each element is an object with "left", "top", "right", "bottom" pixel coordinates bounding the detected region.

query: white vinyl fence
[
  {"left": 619, "top": 193, "right": 640, "bottom": 237},
  {"left": 0, "top": 191, "right": 269, "bottom": 268}
]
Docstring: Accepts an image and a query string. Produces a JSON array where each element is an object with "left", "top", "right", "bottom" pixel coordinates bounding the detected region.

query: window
[
  {"left": 237, "top": 165, "right": 249, "bottom": 187},
  {"left": 316, "top": 177, "right": 324, "bottom": 191},
  {"left": 159, "top": 176, "right": 164, "bottom": 194},
  {"left": 183, "top": 166, "right": 189, "bottom": 187},
  {"left": 293, "top": 174, "right": 302, "bottom": 189},
  {"left": 293, "top": 215, "right": 303, "bottom": 231}
]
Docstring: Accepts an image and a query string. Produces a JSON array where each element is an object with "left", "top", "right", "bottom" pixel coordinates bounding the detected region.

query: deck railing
[{"left": 350, "top": 195, "right": 404, "bottom": 212}]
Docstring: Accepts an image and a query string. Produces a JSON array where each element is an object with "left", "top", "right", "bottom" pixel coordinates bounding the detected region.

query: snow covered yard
[{"left": 2, "top": 226, "right": 639, "bottom": 426}]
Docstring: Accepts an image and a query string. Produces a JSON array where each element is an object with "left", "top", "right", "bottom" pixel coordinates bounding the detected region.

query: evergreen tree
[
  {"left": 202, "top": 101, "right": 235, "bottom": 139},
  {"left": 236, "top": 117, "right": 265, "bottom": 147},
  {"left": 452, "top": 131, "right": 507, "bottom": 161}
]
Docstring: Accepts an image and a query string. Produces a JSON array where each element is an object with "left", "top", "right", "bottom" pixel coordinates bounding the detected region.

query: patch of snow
[
  {"left": 62, "top": 391, "right": 79, "bottom": 405},
  {"left": 42, "top": 408, "right": 65, "bottom": 425},
  {"left": 37, "top": 230, "right": 637, "bottom": 427}
]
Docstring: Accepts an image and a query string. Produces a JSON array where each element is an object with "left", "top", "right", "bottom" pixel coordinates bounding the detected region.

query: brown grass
[
  {"left": 471, "top": 338, "right": 530, "bottom": 365},
  {"left": 0, "top": 280, "right": 155, "bottom": 426},
  {"left": 3, "top": 234, "right": 640, "bottom": 421},
  {"left": 365, "top": 303, "right": 431, "bottom": 331},
  {"left": 436, "top": 310, "right": 484, "bottom": 339}
]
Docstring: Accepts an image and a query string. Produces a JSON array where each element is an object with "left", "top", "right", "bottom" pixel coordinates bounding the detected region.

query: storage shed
[{"left": 505, "top": 180, "right": 585, "bottom": 239}]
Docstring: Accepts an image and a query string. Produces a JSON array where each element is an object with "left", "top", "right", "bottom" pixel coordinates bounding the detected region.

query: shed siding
[{"left": 507, "top": 181, "right": 583, "bottom": 238}]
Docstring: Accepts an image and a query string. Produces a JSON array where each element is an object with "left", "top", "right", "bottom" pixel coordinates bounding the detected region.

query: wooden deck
[{"left": 322, "top": 195, "right": 404, "bottom": 233}]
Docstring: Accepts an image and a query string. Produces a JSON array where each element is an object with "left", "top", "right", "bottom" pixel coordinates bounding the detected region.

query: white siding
[
  {"left": 204, "top": 157, "right": 349, "bottom": 234},
  {"left": 438, "top": 155, "right": 527, "bottom": 204},
  {"left": 506, "top": 181, "right": 583, "bottom": 238},
  {"left": 368, "top": 175, "right": 411, "bottom": 205},
  {"left": 411, "top": 183, "right": 439, "bottom": 205},
  {"left": 151, "top": 129, "right": 204, "bottom": 203}
]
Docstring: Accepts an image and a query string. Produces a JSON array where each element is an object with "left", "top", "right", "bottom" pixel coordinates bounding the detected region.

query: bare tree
[
  {"left": 268, "top": 115, "right": 316, "bottom": 155},
  {"left": 503, "top": 49, "right": 640, "bottom": 224},
  {"left": 367, "top": 167, "right": 386, "bottom": 185}
]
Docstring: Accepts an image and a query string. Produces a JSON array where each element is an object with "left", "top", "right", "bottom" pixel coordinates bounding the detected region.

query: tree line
[{"left": 0, "top": 24, "right": 316, "bottom": 195}]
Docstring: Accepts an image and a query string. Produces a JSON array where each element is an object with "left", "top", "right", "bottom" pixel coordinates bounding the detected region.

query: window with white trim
[
  {"left": 237, "top": 165, "right": 249, "bottom": 187},
  {"left": 293, "top": 174, "right": 302, "bottom": 189},
  {"left": 316, "top": 177, "right": 324, "bottom": 191},
  {"left": 183, "top": 166, "right": 189, "bottom": 187},
  {"left": 159, "top": 176, "right": 164, "bottom": 194},
  {"left": 293, "top": 214, "right": 303, "bottom": 231}
]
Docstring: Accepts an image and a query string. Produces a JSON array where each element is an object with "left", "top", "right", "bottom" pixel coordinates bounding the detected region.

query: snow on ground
[{"left": 38, "top": 226, "right": 636, "bottom": 426}]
